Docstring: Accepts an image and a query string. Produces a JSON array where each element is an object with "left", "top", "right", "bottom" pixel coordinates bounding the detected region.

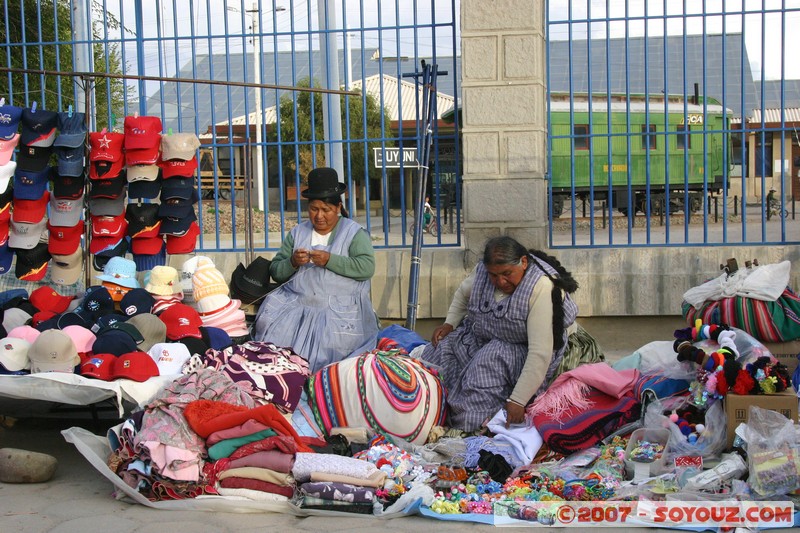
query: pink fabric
[
  {"left": 206, "top": 419, "right": 271, "bottom": 446},
  {"left": 228, "top": 450, "right": 295, "bottom": 474},
  {"left": 527, "top": 363, "right": 640, "bottom": 423},
  {"left": 141, "top": 441, "right": 200, "bottom": 481}
]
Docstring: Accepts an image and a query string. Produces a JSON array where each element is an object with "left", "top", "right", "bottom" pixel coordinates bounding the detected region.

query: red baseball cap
[
  {"left": 89, "top": 132, "right": 125, "bottom": 162},
  {"left": 12, "top": 192, "right": 50, "bottom": 224},
  {"left": 125, "top": 147, "right": 160, "bottom": 167},
  {"left": 124, "top": 116, "right": 162, "bottom": 150},
  {"left": 80, "top": 353, "right": 116, "bottom": 380},
  {"left": 91, "top": 214, "right": 127, "bottom": 239},
  {"left": 158, "top": 303, "right": 202, "bottom": 340},
  {"left": 165, "top": 221, "right": 200, "bottom": 254},
  {"left": 159, "top": 157, "right": 197, "bottom": 179},
  {"left": 0, "top": 202, "right": 11, "bottom": 224},
  {"left": 131, "top": 236, "right": 164, "bottom": 255},
  {"left": 29, "top": 286, "right": 76, "bottom": 314},
  {"left": 89, "top": 158, "right": 125, "bottom": 180},
  {"left": 111, "top": 351, "right": 159, "bottom": 382},
  {"left": 47, "top": 220, "right": 84, "bottom": 256}
]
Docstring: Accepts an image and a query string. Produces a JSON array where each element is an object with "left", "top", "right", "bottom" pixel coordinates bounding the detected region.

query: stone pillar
[{"left": 461, "top": 0, "right": 546, "bottom": 263}]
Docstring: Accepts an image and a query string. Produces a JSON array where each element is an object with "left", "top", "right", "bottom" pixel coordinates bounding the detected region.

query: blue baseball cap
[
  {"left": 0, "top": 105, "right": 23, "bottom": 140},
  {"left": 74, "top": 286, "right": 114, "bottom": 321},
  {"left": 132, "top": 241, "right": 166, "bottom": 272},
  {"left": 119, "top": 288, "right": 155, "bottom": 318},
  {"left": 0, "top": 289, "right": 28, "bottom": 307},
  {"left": 0, "top": 240, "right": 13, "bottom": 275},
  {"left": 159, "top": 210, "right": 197, "bottom": 236},
  {"left": 200, "top": 326, "right": 232, "bottom": 351},
  {"left": 20, "top": 108, "right": 58, "bottom": 147},
  {"left": 13, "top": 166, "right": 51, "bottom": 200},
  {"left": 56, "top": 146, "right": 86, "bottom": 177},
  {"left": 94, "top": 313, "right": 129, "bottom": 330},
  {"left": 128, "top": 177, "right": 161, "bottom": 200},
  {"left": 52, "top": 112, "right": 87, "bottom": 148},
  {"left": 91, "top": 328, "right": 137, "bottom": 357}
]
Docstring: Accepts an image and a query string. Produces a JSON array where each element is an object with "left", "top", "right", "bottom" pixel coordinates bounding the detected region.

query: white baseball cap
[
  {"left": 147, "top": 342, "right": 191, "bottom": 376},
  {"left": 0, "top": 337, "right": 31, "bottom": 372}
]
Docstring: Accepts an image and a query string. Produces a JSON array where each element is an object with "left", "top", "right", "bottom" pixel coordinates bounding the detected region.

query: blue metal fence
[
  {"left": 546, "top": 1, "right": 800, "bottom": 248},
  {"left": 1, "top": 0, "right": 461, "bottom": 252}
]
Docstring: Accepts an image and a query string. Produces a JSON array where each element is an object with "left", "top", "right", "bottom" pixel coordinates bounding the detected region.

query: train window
[
  {"left": 573, "top": 125, "right": 589, "bottom": 150},
  {"left": 677, "top": 125, "right": 691, "bottom": 150},
  {"left": 641, "top": 124, "right": 657, "bottom": 150}
]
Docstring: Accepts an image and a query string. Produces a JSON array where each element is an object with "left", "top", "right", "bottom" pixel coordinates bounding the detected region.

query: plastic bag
[
  {"left": 644, "top": 397, "right": 727, "bottom": 461},
  {"left": 694, "top": 327, "right": 773, "bottom": 367},
  {"left": 741, "top": 406, "right": 800, "bottom": 497}
]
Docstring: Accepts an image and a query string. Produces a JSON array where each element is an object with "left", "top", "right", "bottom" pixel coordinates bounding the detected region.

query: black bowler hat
[
  {"left": 230, "top": 256, "right": 276, "bottom": 304},
  {"left": 301, "top": 167, "right": 346, "bottom": 199}
]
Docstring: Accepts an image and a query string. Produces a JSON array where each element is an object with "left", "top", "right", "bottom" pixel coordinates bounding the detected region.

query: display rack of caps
[{"left": 0, "top": 101, "right": 88, "bottom": 283}]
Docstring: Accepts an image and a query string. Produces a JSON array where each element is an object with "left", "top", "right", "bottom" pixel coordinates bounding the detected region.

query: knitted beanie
[{"left": 192, "top": 257, "right": 229, "bottom": 302}]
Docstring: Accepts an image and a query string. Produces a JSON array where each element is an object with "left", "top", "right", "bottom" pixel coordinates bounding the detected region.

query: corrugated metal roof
[
  {"left": 731, "top": 107, "right": 800, "bottom": 124},
  {"left": 217, "top": 74, "right": 454, "bottom": 127}
]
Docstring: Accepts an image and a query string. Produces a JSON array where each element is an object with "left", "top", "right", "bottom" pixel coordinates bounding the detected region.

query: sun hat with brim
[
  {"left": 126, "top": 313, "right": 167, "bottom": 352},
  {"left": 145, "top": 265, "right": 181, "bottom": 297},
  {"left": 301, "top": 167, "right": 346, "bottom": 199},
  {"left": 53, "top": 112, "right": 88, "bottom": 148},
  {"left": 61, "top": 324, "right": 96, "bottom": 354},
  {"left": 96, "top": 256, "right": 139, "bottom": 289},
  {"left": 0, "top": 134, "right": 19, "bottom": 166},
  {"left": 48, "top": 193, "right": 84, "bottom": 227},
  {"left": 50, "top": 248, "right": 83, "bottom": 286},
  {"left": 0, "top": 337, "right": 31, "bottom": 372},
  {"left": 80, "top": 352, "right": 115, "bottom": 380},
  {"left": 0, "top": 105, "right": 23, "bottom": 140},
  {"left": 28, "top": 329, "right": 79, "bottom": 373}
]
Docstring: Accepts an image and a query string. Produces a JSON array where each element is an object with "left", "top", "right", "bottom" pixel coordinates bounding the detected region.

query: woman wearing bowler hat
[{"left": 253, "top": 167, "right": 379, "bottom": 372}]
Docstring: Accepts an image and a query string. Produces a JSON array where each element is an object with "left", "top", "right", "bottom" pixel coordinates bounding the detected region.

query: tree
[
  {"left": 0, "top": 0, "right": 125, "bottom": 127},
  {"left": 269, "top": 77, "right": 392, "bottom": 188}
]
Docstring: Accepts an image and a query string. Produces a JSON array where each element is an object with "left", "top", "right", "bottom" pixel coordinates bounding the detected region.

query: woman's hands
[
  {"left": 431, "top": 323, "right": 454, "bottom": 347},
  {"left": 505, "top": 400, "right": 526, "bottom": 427},
  {"left": 290, "top": 248, "right": 331, "bottom": 269}
]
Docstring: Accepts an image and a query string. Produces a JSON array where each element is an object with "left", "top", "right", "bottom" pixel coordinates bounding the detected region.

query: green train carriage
[{"left": 549, "top": 93, "right": 733, "bottom": 216}]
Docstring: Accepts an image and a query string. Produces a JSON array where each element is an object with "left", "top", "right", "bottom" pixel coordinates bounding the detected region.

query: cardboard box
[
  {"left": 762, "top": 340, "right": 800, "bottom": 374},
  {"left": 724, "top": 390, "right": 799, "bottom": 448}
]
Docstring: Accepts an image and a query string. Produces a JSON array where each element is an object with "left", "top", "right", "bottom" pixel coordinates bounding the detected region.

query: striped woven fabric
[
  {"left": 682, "top": 287, "right": 800, "bottom": 343},
  {"left": 307, "top": 349, "right": 447, "bottom": 445}
]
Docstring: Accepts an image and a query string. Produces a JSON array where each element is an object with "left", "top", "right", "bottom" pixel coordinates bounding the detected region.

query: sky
[{"left": 548, "top": 0, "right": 800, "bottom": 80}]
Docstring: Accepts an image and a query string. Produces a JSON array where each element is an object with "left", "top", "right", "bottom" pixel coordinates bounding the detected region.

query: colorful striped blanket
[{"left": 307, "top": 349, "right": 447, "bottom": 445}]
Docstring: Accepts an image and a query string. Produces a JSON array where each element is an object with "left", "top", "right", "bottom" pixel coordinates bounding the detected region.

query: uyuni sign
[{"left": 373, "top": 147, "right": 419, "bottom": 168}]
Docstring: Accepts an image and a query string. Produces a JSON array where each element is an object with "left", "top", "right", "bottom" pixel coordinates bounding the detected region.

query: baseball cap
[
  {"left": 0, "top": 160, "right": 16, "bottom": 190},
  {"left": 96, "top": 321, "right": 144, "bottom": 345},
  {"left": 0, "top": 134, "right": 19, "bottom": 166},
  {"left": 132, "top": 243, "right": 166, "bottom": 272},
  {"left": 160, "top": 210, "right": 197, "bottom": 235},
  {"left": 28, "top": 329, "right": 79, "bottom": 373},
  {"left": 165, "top": 221, "right": 199, "bottom": 255},
  {"left": 47, "top": 220, "right": 84, "bottom": 255},
  {"left": 94, "top": 313, "right": 128, "bottom": 330},
  {"left": 91, "top": 212, "right": 127, "bottom": 239},
  {"left": 52, "top": 112, "right": 88, "bottom": 148},
  {"left": 16, "top": 145, "right": 53, "bottom": 173},
  {"left": 52, "top": 172, "right": 85, "bottom": 199},
  {"left": 88, "top": 195, "right": 125, "bottom": 217},
  {"left": 12, "top": 191, "right": 50, "bottom": 224},
  {"left": 161, "top": 132, "right": 200, "bottom": 161},
  {"left": 0, "top": 337, "right": 31, "bottom": 372},
  {"left": 0, "top": 289, "right": 30, "bottom": 308},
  {"left": 119, "top": 288, "right": 155, "bottom": 318},
  {"left": 13, "top": 166, "right": 51, "bottom": 200},
  {"left": 29, "top": 286, "right": 75, "bottom": 314},
  {"left": 80, "top": 353, "right": 115, "bottom": 380},
  {"left": 125, "top": 147, "right": 160, "bottom": 167},
  {"left": 157, "top": 190, "right": 198, "bottom": 219},
  {"left": 147, "top": 342, "right": 191, "bottom": 376},
  {"left": 124, "top": 116, "right": 162, "bottom": 150},
  {"left": 50, "top": 248, "right": 83, "bottom": 286},
  {"left": 160, "top": 177, "right": 195, "bottom": 200},
  {"left": 92, "top": 328, "right": 138, "bottom": 357},
  {"left": 88, "top": 131, "right": 124, "bottom": 162},
  {"left": 159, "top": 303, "right": 202, "bottom": 340},
  {"left": 89, "top": 159, "right": 125, "bottom": 181},
  {"left": 2, "top": 307, "right": 33, "bottom": 333},
  {"left": 7, "top": 325, "right": 41, "bottom": 344},
  {"left": 48, "top": 193, "right": 84, "bottom": 227},
  {"left": 62, "top": 325, "right": 96, "bottom": 354},
  {"left": 0, "top": 240, "right": 13, "bottom": 275},
  {"left": 91, "top": 239, "right": 128, "bottom": 270},
  {"left": 20, "top": 108, "right": 58, "bottom": 147},
  {"left": 179, "top": 335, "right": 209, "bottom": 357},
  {"left": 0, "top": 105, "right": 23, "bottom": 140},
  {"left": 74, "top": 286, "right": 114, "bottom": 320},
  {"left": 14, "top": 242, "right": 51, "bottom": 281},
  {"left": 131, "top": 235, "right": 164, "bottom": 256},
  {"left": 111, "top": 351, "right": 159, "bottom": 382},
  {"left": 125, "top": 203, "right": 161, "bottom": 238},
  {"left": 128, "top": 178, "right": 161, "bottom": 201},
  {"left": 159, "top": 158, "right": 198, "bottom": 179},
  {"left": 96, "top": 256, "right": 139, "bottom": 289},
  {"left": 127, "top": 164, "right": 159, "bottom": 182},
  {"left": 9, "top": 218, "right": 47, "bottom": 250},
  {"left": 89, "top": 174, "right": 126, "bottom": 199},
  {"left": 126, "top": 313, "right": 167, "bottom": 352},
  {"left": 200, "top": 326, "right": 233, "bottom": 351},
  {"left": 56, "top": 146, "right": 86, "bottom": 177}
]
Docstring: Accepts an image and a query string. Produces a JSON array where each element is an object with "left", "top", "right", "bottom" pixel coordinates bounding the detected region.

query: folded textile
[
  {"left": 183, "top": 399, "right": 249, "bottom": 433},
  {"left": 215, "top": 486, "right": 289, "bottom": 502},
  {"left": 299, "top": 496, "right": 375, "bottom": 514},
  {"left": 309, "top": 470, "right": 387, "bottom": 488},
  {"left": 229, "top": 435, "right": 298, "bottom": 460},
  {"left": 293, "top": 452, "right": 382, "bottom": 483},
  {"left": 229, "top": 450, "right": 295, "bottom": 473},
  {"left": 139, "top": 441, "right": 200, "bottom": 482},
  {"left": 299, "top": 481, "right": 376, "bottom": 503},
  {"left": 208, "top": 429, "right": 277, "bottom": 461},
  {"left": 206, "top": 419, "right": 271, "bottom": 446},
  {"left": 486, "top": 410, "right": 543, "bottom": 466},
  {"left": 217, "top": 466, "right": 294, "bottom": 486},
  {"left": 218, "top": 476, "right": 295, "bottom": 498}
]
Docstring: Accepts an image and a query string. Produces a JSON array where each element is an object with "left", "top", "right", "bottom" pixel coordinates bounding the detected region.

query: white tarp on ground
[
  {"left": 0, "top": 374, "right": 175, "bottom": 415},
  {"left": 62, "top": 426, "right": 431, "bottom": 517}
]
